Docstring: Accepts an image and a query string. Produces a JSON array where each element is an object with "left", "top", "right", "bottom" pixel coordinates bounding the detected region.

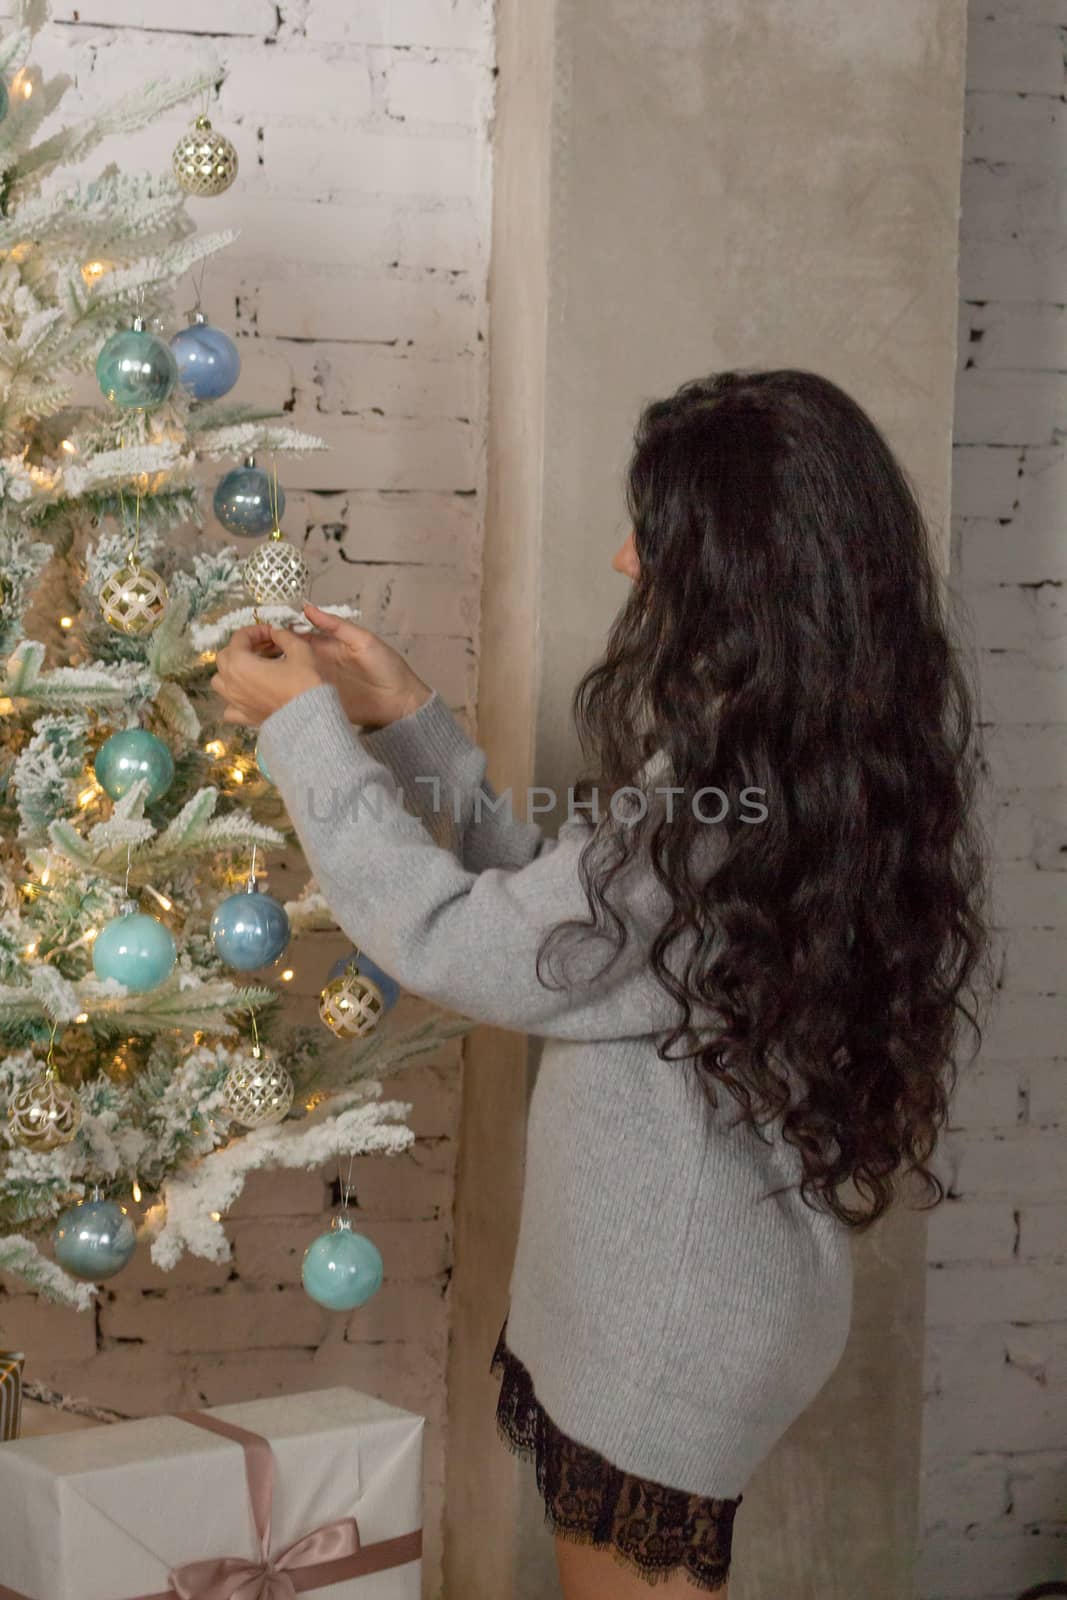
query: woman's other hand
[
  {"left": 298, "top": 603, "right": 433, "bottom": 729},
  {"left": 212, "top": 622, "right": 324, "bottom": 726}
]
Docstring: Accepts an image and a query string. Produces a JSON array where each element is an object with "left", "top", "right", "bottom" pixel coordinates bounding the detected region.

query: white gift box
[{"left": 0, "top": 1387, "right": 423, "bottom": 1600}]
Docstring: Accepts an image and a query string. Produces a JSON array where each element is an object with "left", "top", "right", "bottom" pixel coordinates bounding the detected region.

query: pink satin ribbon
[{"left": 0, "top": 1408, "right": 421, "bottom": 1600}]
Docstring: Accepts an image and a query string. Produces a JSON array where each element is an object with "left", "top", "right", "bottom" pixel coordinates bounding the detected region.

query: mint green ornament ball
[
  {"left": 93, "top": 910, "right": 176, "bottom": 993},
  {"left": 302, "top": 1217, "right": 383, "bottom": 1311},
  {"left": 96, "top": 324, "right": 178, "bottom": 409},
  {"left": 94, "top": 728, "right": 175, "bottom": 805}
]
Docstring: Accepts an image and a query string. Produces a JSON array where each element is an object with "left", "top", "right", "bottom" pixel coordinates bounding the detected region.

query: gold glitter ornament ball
[
  {"left": 319, "top": 965, "right": 385, "bottom": 1040},
  {"left": 241, "top": 533, "right": 311, "bottom": 608},
  {"left": 99, "top": 561, "right": 169, "bottom": 636},
  {"left": 8, "top": 1073, "right": 83, "bottom": 1151},
  {"left": 222, "top": 1050, "right": 294, "bottom": 1130},
  {"left": 173, "top": 115, "right": 238, "bottom": 197}
]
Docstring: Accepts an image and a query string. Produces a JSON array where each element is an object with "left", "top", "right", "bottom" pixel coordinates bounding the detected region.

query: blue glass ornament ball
[
  {"left": 211, "top": 887, "right": 290, "bottom": 971},
  {"left": 54, "top": 1199, "right": 137, "bottom": 1282},
  {"left": 328, "top": 951, "right": 400, "bottom": 1013},
  {"left": 93, "top": 911, "right": 176, "bottom": 993},
  {"left": 214, "top": 465, "right": 285, "bottom": 538},
  {"left": 302, "top": 1220, "right": 383, "bottom": 1311},
  {"left": 254, "top": 738, "right": 272, "bottom": 785},
  {"left": 96, "top": 327, "right": 178, "bottom": 410},
  {"left": 170, "top": 319, "right": 241, "bottom": 401},
  {"left": 94, "top": 728, "right": 175, "bottom": 805}
]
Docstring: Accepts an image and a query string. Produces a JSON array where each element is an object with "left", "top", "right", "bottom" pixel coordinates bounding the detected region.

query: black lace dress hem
[{"left": 490, "top": 1317, "right": 741, "bottom": 1592}]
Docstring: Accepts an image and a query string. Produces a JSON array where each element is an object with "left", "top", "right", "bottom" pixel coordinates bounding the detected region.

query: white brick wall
[
  {"left": 0, "top": 6, "right": 495, "bottom": 1595},
  {"left": 919, "top": 4, "right": 1067, "bottom": 1596}
]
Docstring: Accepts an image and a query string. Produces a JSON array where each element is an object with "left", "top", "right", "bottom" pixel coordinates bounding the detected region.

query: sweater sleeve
[
  {"left": 357, "top": 691, "right": 547, "bottom": 872},
  {"left": 256, "top": 681, "right": 700, "bottom": 1042}
]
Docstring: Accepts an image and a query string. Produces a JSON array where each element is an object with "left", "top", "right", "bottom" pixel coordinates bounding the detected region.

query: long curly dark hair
[{"left": 538, "top": 369, "right": 993, "bottom": 1230}]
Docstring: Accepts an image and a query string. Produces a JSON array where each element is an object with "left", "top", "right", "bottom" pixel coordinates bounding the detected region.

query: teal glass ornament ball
[
  {"left": 211, "top": 886, "right": 290, "bottom": 970},
  {"left": 96, "top": 323, "right": 179, "bottom": 410},
  {"left": 214, "top": 462, "right": 284, "bottom": 538},
  {"left": 302, "top": 1217, "right": 383, "bottom": 1311},
  {"left": 54, "top": 1199, "right": 137, "bottom": 1282},
  {"left": 170, "top": 314, "right": 241, "bottom": 400},
  {"left": 328, "top": 951, "right": 400, "bottom": 1013},
  {"left": 94, "top": 728, "right": 175, "bottom": 805},
  {"left": 93, "top": 910, "right": 176, "bottom": 993},
  {"left": 254, "top": 738, "right": 272, "bottom": 785}
]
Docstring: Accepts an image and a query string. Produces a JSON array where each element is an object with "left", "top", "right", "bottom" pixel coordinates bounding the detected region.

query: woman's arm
[
  {"left": 257, "top": 681, "right": 704, "bottom": 1043},
  {"left": 358, "top": 692, "right": 547, "bottom": 873}
]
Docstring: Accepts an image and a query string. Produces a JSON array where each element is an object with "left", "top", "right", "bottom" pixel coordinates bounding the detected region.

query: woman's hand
[
  {"left": 296, "top": 603, "right": 433, "bottom": 730},
  {"left": 211, "top": 623, "right": 324, "bottom": 727}
]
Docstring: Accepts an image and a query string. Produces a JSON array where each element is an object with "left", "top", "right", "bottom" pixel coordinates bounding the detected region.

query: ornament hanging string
[
  {"left": 337, "top": 1150, "right": 357, "bottom": 1213},
  {"left": 117, "top": 471, "right": 142, "bottom": 570},
  {"left": 42, "top": 1019, "right": 59, "bottom": 1082},
  {"left": 192, "top": 257, "right": 207, "bottom": 317},
  {"left": 268, "top": 456, "right": 281, "bottom": 531},
  {"left": 248, "top": 1006, "right": 262, "bottom": 1061}
]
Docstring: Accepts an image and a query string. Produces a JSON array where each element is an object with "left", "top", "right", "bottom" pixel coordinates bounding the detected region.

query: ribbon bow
[{"left": 168, "top": 1413, "right": 361, "bottom": 1600}]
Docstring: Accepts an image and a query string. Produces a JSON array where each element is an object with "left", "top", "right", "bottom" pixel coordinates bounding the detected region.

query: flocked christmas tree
[{"left": 0, "top": 2, "right": 467, "bottom": 1310}]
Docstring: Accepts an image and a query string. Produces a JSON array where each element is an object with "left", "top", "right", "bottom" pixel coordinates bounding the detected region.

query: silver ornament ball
[
  {"left": 241, "top": 534, "right": 311, "bottom": 608},
  {"left": 319, "top": 965, "right": 386, "bottom": 1040},
  {"left": 8, "top": 1072, "right": 83, "bottom": 1152},
  {"left": 99, "top": 562, "right": 169, "bottom": 636},
  {"left": 222, "top": 1050, "right": 294, "bottom": 1130},
  {"left": 173, "top": 115, "right": 238, "bottom": 197}
]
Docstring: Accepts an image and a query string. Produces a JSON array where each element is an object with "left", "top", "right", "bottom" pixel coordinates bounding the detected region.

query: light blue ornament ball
[
  {"left": 93, "top": 910, "right": 176, "bottom": 993},
  {"left": 328, "top": 951, "right": 400, "bottom": 1012},
  {"left": 0, "top": 82, "right": 8, "bottom": 123},
  {"left": 54, "top": 1199, "right": 137, "bottom": 1282},
  {"left": 211, "top": 887, "right": 290, "bottom": 970},
  {"left": 94, "top": 728, "right": 175, "bottom": 805},
  {"left": 96, "top": 325, "right": 179, "bottom": 410},
  {"left": 302, "top": 1218, "right": 383, "bottom": 1311},
  {"left": 170, "top": 316, "right": 241, "bottom": 400},
  {"left": 254, "top": 738, "right": 273, "bottom": 785},
  {"left": 214, "top": 463, "right": 284, "bottom": 538}
]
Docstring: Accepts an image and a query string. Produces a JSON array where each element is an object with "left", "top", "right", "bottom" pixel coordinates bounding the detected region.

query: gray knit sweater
[{"left": 257, "top": 683, "right": 854, "bottom": 1498}]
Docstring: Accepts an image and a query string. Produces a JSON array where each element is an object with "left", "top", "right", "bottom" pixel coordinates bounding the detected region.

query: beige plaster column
[{"left": 444, "top": 2, "right": 967, "bottom": 1595}]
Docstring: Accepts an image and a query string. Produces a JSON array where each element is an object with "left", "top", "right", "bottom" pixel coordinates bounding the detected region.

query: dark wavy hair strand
[{"left": 537, "top": 368, "right": 994, "bottom": 1231}]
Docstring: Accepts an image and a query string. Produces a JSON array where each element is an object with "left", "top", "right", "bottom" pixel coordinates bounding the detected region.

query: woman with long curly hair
[{"left": 213, "top": 368, "right": 992, "bottom": 1598}]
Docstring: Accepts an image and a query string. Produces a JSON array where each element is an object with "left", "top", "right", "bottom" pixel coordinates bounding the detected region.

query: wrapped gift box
[
  {"left": 0, "top": 1353, "right": 22, "bottom": 1442},
  {"left": 0, "top": 1387, "right": 422, "bottom": 1600}
]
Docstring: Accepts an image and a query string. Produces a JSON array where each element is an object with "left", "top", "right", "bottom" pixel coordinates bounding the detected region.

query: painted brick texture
[
  {"left": 0, "top": 5, "right": 495, "bottom": 1596},
  {"left": 919, "top": 4, "right": 1067, "bottom": 1597}
]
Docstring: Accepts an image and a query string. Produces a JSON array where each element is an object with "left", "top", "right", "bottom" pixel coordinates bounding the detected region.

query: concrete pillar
[{"left": 444, "top": 1, "right": 968, "bottom": 1594}]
